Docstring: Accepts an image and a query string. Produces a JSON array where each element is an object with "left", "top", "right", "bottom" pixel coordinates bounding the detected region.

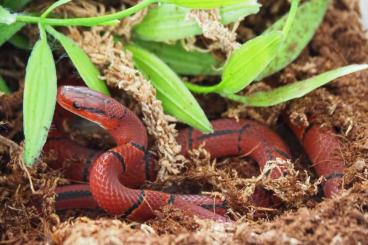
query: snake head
[{"left": 57, "top": 86, "right": 123, "bottom": 129}]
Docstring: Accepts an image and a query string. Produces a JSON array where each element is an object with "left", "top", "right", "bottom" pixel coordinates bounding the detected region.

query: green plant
[
  {"left": 133, "top": 2, "right": 260, "bottom": 41},
  {"left": 126, "top": 43, "right": 212, "bottom": 132},
  {"left": 0, "top": 0, "right": 253, "bottom": 165},
  {"left": 0, "top": 0, "right": 367, "bottom": 165},
  {"left": 134, "top": 40, "right": 221, "bottom": 76},
  {"left": 138, "top": 0, "right": 367, "bottom": 107},
  {"left": 0, "top": 74, "right": 10, "bottom": 94}
]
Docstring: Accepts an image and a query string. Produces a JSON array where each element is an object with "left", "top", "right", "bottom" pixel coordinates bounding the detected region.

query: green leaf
[
  {"left": 134, "top": 2, "right": 260, "bottom": 42},
  {"left": 281, "top": 0, "right": 300, "bottom": 37},
  {"left": 258, "top": 0, "right": 330, "bottom": 80},
  {"left": 41, "top": 0, "right": 71, "bottom": 18},
  {"left": 0, "top": 0, "right": 29, "bottom": 46},
  {"left": 0, "top": 21, "right": 25, "bottom": 47},
  {"left": 0, "top": 74, "right": 10, "bottom": 94},
  {"left": 126, "top": 43, "right": 213, "bottom": 133},
  {"left": 46, "top": 26, "right": 110, "bottom": 96},
  {"left": 220, "top": 1, "right": 260, "bottom": 24},
  {"left": 225, "top": 64, "right": 368, "bottom": 107},
  {"left": 1, "top": 0, "right": 32, "bottom": 10},
  {"left": 215, "top": 31, "right": 284, "bottom": 94},
  {"left": 134, "top": 39, "right": 221, "bottom": 75},
  {"left": 184, "top": 0, "right": 299, "bottom": 95},
  {"left": 159, "top": 0, "right": 256, "bottom": 9},
  {"left": 0, "top": 5, "right": 16, "bottom": 24},
  {"left": 8, "top": 33, "right": 32, "bottom": 50},
  {"left": 23, "top": 36, "right": 57, "bottom": 165}
]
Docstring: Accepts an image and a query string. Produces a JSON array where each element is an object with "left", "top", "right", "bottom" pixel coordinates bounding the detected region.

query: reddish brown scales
[
  {"left": 55, "top": 185, "right": 100, "bottom": 210},
  {"left": 48, "top": 85, "right": 345, "bottom": 222},
  {"left": 178, "top": 119, "right": 291, "bottom": 179},
  {"left": 55, "top": 86, "right": 229, "bottom": 221},
  {"left": 44, "top": 129, "right": 101, "bottom": 182},
  {"left": 55, "top": 185, "right": 229, "bottom": 217},
  {"left": 52, "top": 86, "right": 291, "bottom": 221},
  {"left": 287, "top": 120, "right": 344, "bottom": 197},
  {"left": 303, "top": 126, "right": 344, "bottom": 197}
]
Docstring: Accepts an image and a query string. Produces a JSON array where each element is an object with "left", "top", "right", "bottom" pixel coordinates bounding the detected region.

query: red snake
[{"left": 45, "top": 86, "right": 344, "bottom": 222}]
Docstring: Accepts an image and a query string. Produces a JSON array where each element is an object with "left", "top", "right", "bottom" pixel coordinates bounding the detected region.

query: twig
[
  {"left": 0, "top": 134, "right": 39, "bottom": 194},
  {"left": 0, "top": 134, "right": 21, "bottom": 151}
]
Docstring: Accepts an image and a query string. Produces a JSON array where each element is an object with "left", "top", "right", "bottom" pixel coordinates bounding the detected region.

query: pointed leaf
[
  {"left": 215, "top": 31, "right": 284, "bottom": 94},
  {"left": 0, "top": 0, "right": 26, "bottom": 47},
  {"left": 134, "top": 39, "right": 221, "bottom": 75},
  {"left": 226, "top": 64, "right": 368, "bottom": 106},
  {"left": 0, "top": 21, "right": 25, "bottom": 47},
  {"left": 23, "top": 38, "right": 57, "bottom": 165},
  {"left": 126, "top": 43, "right": 213, "bottom": 133},
  {"left": 258, "top": 0, "right": 330, "bottom": 80},
  {"left": 184, "top": 0, "right": 299, "bottom": 95},
  {"left": 9, "top": 33, "right": 32, "bottom": 50},
  {"left": 0, "top": 6, "right": 16, "bottom": 24},
  {"left": 46, "top": 26, "right": 110, "bottom": 95}
]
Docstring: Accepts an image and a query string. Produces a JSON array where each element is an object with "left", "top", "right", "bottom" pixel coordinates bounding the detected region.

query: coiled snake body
[{"left": 45, "top": 86, "right": 344, "bottom": 222}]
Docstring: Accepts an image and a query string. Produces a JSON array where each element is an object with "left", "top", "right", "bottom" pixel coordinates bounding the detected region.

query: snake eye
[{"left": 72, "top": 101, "right": 82, "bottom": 110}]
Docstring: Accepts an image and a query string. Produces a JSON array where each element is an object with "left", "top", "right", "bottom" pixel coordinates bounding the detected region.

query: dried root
[
  {"left": 68, "top": 27, "right": 186, "bottom": 180},
  {"left": 187, "top": 9, "right": 240, "bottom": 55}
]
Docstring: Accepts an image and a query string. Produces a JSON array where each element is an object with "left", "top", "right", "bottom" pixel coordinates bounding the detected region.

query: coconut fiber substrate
[{"left": 0, "top": 0, "right": 367, "bottom": 244}]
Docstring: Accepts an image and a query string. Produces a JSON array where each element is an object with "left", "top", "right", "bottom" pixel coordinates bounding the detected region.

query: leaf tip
[{"left": 199, "top": 121, "right": 214, "bottom": 134}]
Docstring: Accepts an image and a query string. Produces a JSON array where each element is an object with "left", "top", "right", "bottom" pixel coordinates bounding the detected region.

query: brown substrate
[
  {"left": 50, "top": 181, "right": 368, "bottom": 245},
  {"left": 0, "top": 0, "right": 367, "bottom": 244}
]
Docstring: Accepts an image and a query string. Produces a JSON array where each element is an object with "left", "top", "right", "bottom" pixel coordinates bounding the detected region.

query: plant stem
[
  {"left": 16, "top": 0, "right": 157, "bottom": 26},
  {"left": 41, "top": 0, "right": 71, "bottom": 18},
  {"left": 184, "top": 81, "right": 219, "bottom": 94},
  {"left": 223, "top": 92, "right": 279, "bottom": 107},
  {"left": 222, "top": 93, "right": 255, "bottom": 106},
  {"left": 282, "top": 0, "right": 300, "bottom": 36},
  {"left": 38, "top": 23, "right": 47, "bottom": 40}
]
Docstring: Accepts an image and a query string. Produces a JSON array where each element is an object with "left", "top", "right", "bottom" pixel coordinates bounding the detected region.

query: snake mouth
[
  {"left": 57, "top": 86, "right": 86, "bottom": 111},
  {"left": 58, "top": 86, "right": 104, "bottom": 109}
]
